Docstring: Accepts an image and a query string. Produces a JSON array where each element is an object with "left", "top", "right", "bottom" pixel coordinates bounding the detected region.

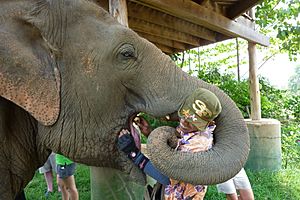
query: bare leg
[
  {"left": 57, "top": 175, "right": 69, "bottom": 200},
  {"left": 226, "top": 193, "right": 239, "bottom": 200},
  {"left": 44, "top": 171, "right": 53, "bottom": 192},
  {"left": 64, "top": 175, "right": 78, "bottom": 200},
  {"left": 239, "top": 189, "right": 254, "bottom": 200},
  {"left": 56, "top": 175, "right": 61, "bottom": 192}
]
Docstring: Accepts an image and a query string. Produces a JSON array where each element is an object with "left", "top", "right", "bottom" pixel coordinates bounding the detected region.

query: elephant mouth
[
  {"left": 128, "top": 114, "right": 141, "bottom": 149},
  {"left": 126, "top": 111, "right": 176, "bottom": 148}
]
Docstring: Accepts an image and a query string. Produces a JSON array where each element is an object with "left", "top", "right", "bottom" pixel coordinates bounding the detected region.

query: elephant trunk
[
  {"left": 136, "top": 42, "right": 202, "bottom": 117},
  {"left": 146, "top": 80, "right": 250, "bottom": 185}
]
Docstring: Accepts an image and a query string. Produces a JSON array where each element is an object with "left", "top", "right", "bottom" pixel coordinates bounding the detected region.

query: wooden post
[
  {"left": 248, "top": 42, "right": 261, "bottom": 120},
  {"left": 247, "top": 8, "right": 261, "bottom": 120},
  {"left": 245, "top": 9, "right": 281, "bottom": 174},
  {"left": 236, "top": 38, "right": 240, "bottom": 82},
  {"left": 109, "top": 0, "right": 128, "bottom": 27}
]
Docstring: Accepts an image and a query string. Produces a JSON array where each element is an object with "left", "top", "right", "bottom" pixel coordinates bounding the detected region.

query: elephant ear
[{"left": 0, "top": 20, "right": 60, "bottom": 126}]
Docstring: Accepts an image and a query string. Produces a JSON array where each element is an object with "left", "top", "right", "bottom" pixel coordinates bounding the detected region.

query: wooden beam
[
  {"left": 153, "top": 43, "right": 181, "bottom": 54},
  {"left": 129, "top": 0, "right": 269, "bottom": 46},
  {"left": 214, "top": 0, "right": 240, "bottom": 4},
  {"left": 135, "top": 31, "right": 195, "bottom": 50},
  {"left": 192, "top": 0, "right": 205, "bottom": 5},
  {"left": 227, "top": 0, "right": 259, "bottom": 19},
  {"left": 200, "top": 33, "right": 232, "bottom": 46},
  {"left": 109, "top": 0, "right": 128, "bottom": 26},
  {"left": 129, "top": 17, "right": 203, "bottom": 46},
  {"left": 235, "top": 15, "right": 255, "bottom": 29},
  {"left": 127, "top": 2, "right": 216, "bottom": 42},
  {"left": 218, "top": 2, "right": 237, "bottom": 6}
]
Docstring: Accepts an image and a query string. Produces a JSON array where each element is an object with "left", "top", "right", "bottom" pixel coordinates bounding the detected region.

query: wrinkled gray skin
[{"left": 0, "top": 0, "right": 249, "bottom": 199}]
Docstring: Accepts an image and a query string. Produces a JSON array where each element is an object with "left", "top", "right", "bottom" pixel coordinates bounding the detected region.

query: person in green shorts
[{"left": 56, "top": 154, "right": 78, "bottom": 200}]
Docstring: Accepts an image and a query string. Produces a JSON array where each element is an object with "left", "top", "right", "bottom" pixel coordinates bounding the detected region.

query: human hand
[{"left": 117, "top": 129, "right": 139, "bottom": 155}]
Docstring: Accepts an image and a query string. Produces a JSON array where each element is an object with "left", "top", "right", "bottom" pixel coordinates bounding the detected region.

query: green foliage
[
  {"left": 259, "top": 77, "right": 287, "bottom": 119},
  {"left": 281, "top": 122, "right": 300, "bottom": 169},
  {"left": 256, "top": 0, "right": 300, "bottom": 61},
  {"left": 284, "top": 93, "right": 300, "bottom": 120},
  {"left": 197, "top": 67, "right": 251, "bottom": 118},
  {"left": 175, "top": 40, "right": 248, "bottom": 76},
  {"left": 288, "top": 65, "right": 300, "bottom": 93}
]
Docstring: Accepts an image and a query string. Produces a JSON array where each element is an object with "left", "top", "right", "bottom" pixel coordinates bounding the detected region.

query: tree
[
  {"left": 288, "top": 65, "right": 300, "bottom": 93},
  {"left": 256, "top": 0, "right": 300, "bottom": 61}
]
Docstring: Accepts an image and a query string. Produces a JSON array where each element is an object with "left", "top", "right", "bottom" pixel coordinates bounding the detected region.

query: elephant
[{"left": 0, "top": 0, "right": 249, "bottom": 199}]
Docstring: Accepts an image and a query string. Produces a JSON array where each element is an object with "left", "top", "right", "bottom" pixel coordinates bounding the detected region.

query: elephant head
[{"left": 0, "top": 0, "right": 249, "bottom": 199}]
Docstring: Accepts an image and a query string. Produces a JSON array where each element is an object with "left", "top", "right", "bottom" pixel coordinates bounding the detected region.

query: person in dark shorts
[{"left": 56, "top": 154, "right": 78, "bottom": 200}]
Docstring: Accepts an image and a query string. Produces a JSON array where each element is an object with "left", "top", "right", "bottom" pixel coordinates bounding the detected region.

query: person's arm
[{"left": 117, "top": 133, "right": 170, "bottom": 185}]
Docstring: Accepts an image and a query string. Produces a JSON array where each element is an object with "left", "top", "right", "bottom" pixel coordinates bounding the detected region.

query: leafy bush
[
  {"left": 197, "top": 68, "right": 251, "bottom": 118},
  {"left": 284, "top": 93, "right": 300, "bottom": 121}
]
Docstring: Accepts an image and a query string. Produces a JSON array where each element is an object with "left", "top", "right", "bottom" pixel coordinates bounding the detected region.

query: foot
[{"left": 45, "top": 191, "right": 52, "bottom": 198}]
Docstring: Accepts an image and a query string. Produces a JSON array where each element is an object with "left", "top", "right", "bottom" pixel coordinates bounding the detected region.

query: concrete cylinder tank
[{"left": 245, "top": 119, "right": 281, "bottom": 171}]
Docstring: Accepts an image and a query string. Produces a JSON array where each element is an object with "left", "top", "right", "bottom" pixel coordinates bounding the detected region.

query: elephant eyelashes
[
  {"left": 121, "top": 50, "right": 134, "bottom": 58},
  {"left": 117, "top": 44, "right": 136, "bottom": 61}
]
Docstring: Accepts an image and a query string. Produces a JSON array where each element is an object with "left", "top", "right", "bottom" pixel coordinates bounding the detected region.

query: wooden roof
[{"left": 96, "top": 0, "right": 269, "bottom": 54}]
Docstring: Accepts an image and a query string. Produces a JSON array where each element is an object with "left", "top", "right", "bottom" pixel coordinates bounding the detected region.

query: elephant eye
[
  {"left": 118, "top": 44, "right": 136, "bottom": 60},
  {"left": 121, "top": 50, "right": 134, "bottom": 58}
]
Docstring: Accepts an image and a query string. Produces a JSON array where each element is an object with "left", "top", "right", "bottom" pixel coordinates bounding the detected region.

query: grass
[
  {"left": 205, "top": 168, "right": 300, "bottom": 200},
  {"left": 25, "top": 164, "right": 90, "bottom": 200},
  {"left": 25, "top": 165, "right": 300, "bottom": 200}
]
